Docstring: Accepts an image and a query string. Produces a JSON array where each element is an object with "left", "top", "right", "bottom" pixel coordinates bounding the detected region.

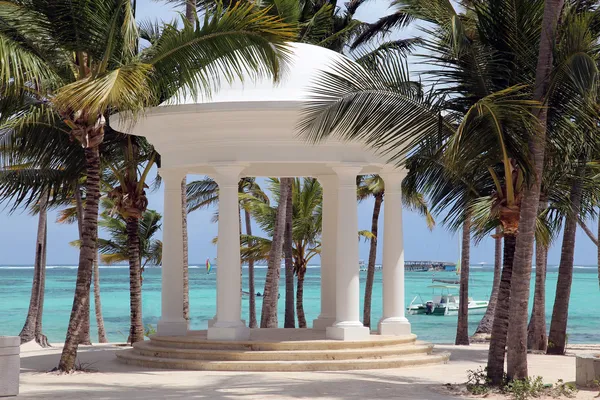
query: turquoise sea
[{"left": 0, "top": 265, "right": 598, "bottom": 344}]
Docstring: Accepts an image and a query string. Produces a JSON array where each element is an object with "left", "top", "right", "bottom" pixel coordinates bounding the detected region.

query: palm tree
[
  {"left": 95, "top": 199, "right": 163, "bottom": 269},
  {"left": 504, "top": 0, "right": 565, "bottom": 380},
  {"left": 56, "top": 184, "right": 108, "bottom": 343},
  {"left": 0, "top": 0, "right": 293, "bottom": 371},
  {"left": 103, "top": 134, "right": 157, "bottom": 344},
  {"left": 357, "top": 175, "right": 383, "bottom": 329},
  {"left": 261, "top": 178, "right": 290, "bottom": 327},
  {"left": 283, "top": 177, "right": 295, "bottom": 328}
]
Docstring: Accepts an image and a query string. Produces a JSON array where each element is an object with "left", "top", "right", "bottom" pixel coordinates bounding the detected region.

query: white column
[
  {"left": 326, "top": 165, "right": 370, "bottom": 340},
  {"left": 157, "top": 169, "right": 189, "bottom": 336},
  {"left": 313, "top": 175, "right": 337, "bottom": 330},
  {"left": 378, "top": 170, "right": 411, "bottom": 336},
  {"left": 207, "top": 164, "right": 249, "bottom": 341}
]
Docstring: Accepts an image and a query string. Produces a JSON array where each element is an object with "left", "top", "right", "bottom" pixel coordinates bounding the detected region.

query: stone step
[
  {"left": 132, "top": 341, "right": 434, "bottom": 361},
  {"left": 116, "top": 349, "right": 450, "bottom": 371},
  {"left": 147, "top": 333, "right": 418, "bottom": 351}
]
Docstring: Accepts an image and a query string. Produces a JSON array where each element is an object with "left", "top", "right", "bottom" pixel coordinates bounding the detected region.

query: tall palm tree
[
  {"left": 0, "top": 0, "right": 293, "bottom": 371},
  {"left": 261, "top": 178, "right": 290, "bottom": 327},
  {"left": 283, "top": 177, "right": 295, "bottom": 328},
  {"left": 357, "top": 175, "right": 384, "bottom": 329},
  {"left": 103, "top": 134, "right": 157, "bottom": 344},
  {"left": 94, "top": 200, "right": 163, "bottom": 269}
]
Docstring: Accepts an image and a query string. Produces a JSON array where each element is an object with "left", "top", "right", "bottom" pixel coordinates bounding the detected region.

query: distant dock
[{"left": 405, "top": 261, "right": 456, "bottom": 272}]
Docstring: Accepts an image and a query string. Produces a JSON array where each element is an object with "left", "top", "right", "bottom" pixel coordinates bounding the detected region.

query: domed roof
[{"left": 163, "top": 42, "right": 347, "bottom": 105}]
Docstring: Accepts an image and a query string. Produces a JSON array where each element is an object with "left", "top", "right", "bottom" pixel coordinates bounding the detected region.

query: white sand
[{"left": 15, "top": 342, "right": 600, "bottom": 399}]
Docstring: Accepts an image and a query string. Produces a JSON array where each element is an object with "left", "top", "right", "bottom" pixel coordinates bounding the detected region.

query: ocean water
[{"left": 0, "top": 265, "right": 598, "bottom": 344}]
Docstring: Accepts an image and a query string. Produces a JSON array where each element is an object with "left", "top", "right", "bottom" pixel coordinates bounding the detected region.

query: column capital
[
  {"left": 211, "top": 163, "right": 248, "bottom": 187},
  {"left": 380, "top": 168, "right": 408, "bottom": 191},
  {"left": 316, "top": 174, "right": 338, "bottom": 188},
  {"left": 159, "top": 168, "right": 187, "bottom": 182},
  {"left": 329, "top": 163, "right": 364, "bottom": 187}
]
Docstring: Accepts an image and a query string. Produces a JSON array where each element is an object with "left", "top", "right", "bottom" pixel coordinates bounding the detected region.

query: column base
[
  {"left": 157, "top": 318, "right": 189, "bottom": 336},
  {"left": 207, "top": 322, "right": 250, "bottom": 341},
  {"left": 312, "top": 316, "right": 336, "bottom": 330},
  {"left": 326, "top": 322, "right": 370, "bottom": 340},
  {"left": 378, "top": 317, "right": 411, "bottom": 336},
  {"left": 207, "top": 316, "right": 217, "bottom": 327}
]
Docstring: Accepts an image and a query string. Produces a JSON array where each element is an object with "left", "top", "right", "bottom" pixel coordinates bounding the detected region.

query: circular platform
[{"left": 116, "top": 329, "right": 450, "bottom": 371}]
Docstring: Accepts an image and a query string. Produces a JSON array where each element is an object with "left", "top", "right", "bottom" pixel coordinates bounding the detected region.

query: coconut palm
[
  {"left": 94, "top": 198, "right": 163, "bottom": 269},
  {"left": 0, "top": 0, "right": 293, "bottom": 371},
  {"left": 103, "top": 134, "right": 158, "bottom": 344},
  {"left": 357, "top": 175, "right": 384, "bottom": 329}
]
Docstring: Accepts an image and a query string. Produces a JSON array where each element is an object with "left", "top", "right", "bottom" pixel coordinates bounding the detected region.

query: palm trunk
[
  {"left": 76, "top": 187, "right": 91, "bottom": 346},
  {"left": 296, "top": 265, "right": 306, "bottom": 328},
  {"left": 127, "top": 217, "right": 145, "bottom": 344},
  {"left": 473, "top": 227, "right": 502, "bottom": 337},
  {"left": 455, "top": 214, "right": 471, "bottom": 345},
  {"left": 528, "top": 199, "right": 548, "bottom": 352},
  {"left": 245, "top": 209, "right": 257, "bottom": 328},
  {"left": 597, "top": 211, "right": 600, "bottom": 288},
  {"left": 284, "top": 179, "right": 295, "bottom": 328},
  {"left": 547, "top": 167, "right": 583, "bottom": 355},
  {"left": 58, "top": 143, "right": 102, "bottom": 372},
  {"left": 363, "top": 192, "right": 382, "bottom": 328},
  {"left": 487, "top": 234, "right": 517, "bottom": 385},
  {"left": 35, "top": 219, "right": 50, "bottom": 347},
  {"left": 182, "top": 178, "right": 189, "bottom": 322},
  {"left": 93, "top": 254, "right": 108, "bottom": 343},
  {"left": 506, "top": 0, "right": 564, "bottom": 381},
  {"left": 260, "top": 179, "right": 290, "bottom": 328},
  {"left": 528, "top": 237, "right": 548, "bottom": 351},
  {"left": 185, "top": 0, "right": 196, "bottom": 22},
  {"left": 20, "top": 190, "right": 49, "bottom": 345}
]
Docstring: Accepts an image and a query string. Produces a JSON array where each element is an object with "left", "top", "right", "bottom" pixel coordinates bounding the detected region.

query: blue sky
[{"left": 0, "top": 0, "right": 596, "bottom": 266}]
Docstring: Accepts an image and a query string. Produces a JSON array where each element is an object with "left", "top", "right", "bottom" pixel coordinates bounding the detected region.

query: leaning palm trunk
[
  {"left": 127, "top": 217, "right": 145, "bottom": 344},
  {"left": 487, "top": 234, "right": 517, "bottom": 385},
  {"left": 547, "top": 169, "right": 583, "bottom": 355},
  {"left": 528, "top": 199, "right": 549, "bottom": 351},
  {"left": 283, "top": 180, "right": 295, "bottom": 328},
  {"left": 35, "top": 220, "right": 50, "bottom": 347},
  {"left": 506, "top": 0, "right": 565, "bottom": 380},
  {"left": 473, "top": 228, "right": 502, "bottom": 338},
  {"left": 455, "top": 214, "right": 471, "bottom": 345},
  {"left": 93, "top": 255, "right": 108, "bottom": 343},
  {"left": 20, "top": 190, "right": 50, "bottom": 346},
  {"left": 261, "top": 179, "right": 290, "bottom": 328},
  {"left": 363, "top": 192, "right": 382, "bottom": 329},
  {"left": 182, "top": 178, "right": 189, "bottom": 322},
  {"left": 296, "top": 265, "right": 307, "bottom": 328},
  {"left": 59, "top": 143, "right": 103, "bottom": 372},
  {"left": 245, "top": 209, "right": 257, "bottom": 328}
]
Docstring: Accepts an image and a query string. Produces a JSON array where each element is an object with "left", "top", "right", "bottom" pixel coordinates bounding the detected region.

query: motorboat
[{"left": 407, "top": 285, "right": 489, "bottom": 316}]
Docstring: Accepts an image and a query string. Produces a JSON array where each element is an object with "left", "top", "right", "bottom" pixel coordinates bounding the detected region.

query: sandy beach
[{"left": 16, "top": 342, "right": 600, "bottom": 399}]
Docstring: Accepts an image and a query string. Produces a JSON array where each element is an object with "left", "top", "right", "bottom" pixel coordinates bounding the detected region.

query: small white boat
[{"left": 407, "top": 285, "right": 489, "bottom": 316}]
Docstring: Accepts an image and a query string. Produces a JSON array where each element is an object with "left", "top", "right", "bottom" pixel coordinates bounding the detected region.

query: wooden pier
[{"left": 404, "top": 261, "right": 456, "bottom": 272}]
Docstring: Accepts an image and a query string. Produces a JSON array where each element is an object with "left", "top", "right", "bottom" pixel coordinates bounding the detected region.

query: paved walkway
[{"left": 16, "top": 342, "right": 600, "bottom": 399}]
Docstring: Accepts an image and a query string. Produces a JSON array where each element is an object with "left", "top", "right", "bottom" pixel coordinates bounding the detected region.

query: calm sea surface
[{"left": 0, "top": 265, "right": 598, "bottom": 344}]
